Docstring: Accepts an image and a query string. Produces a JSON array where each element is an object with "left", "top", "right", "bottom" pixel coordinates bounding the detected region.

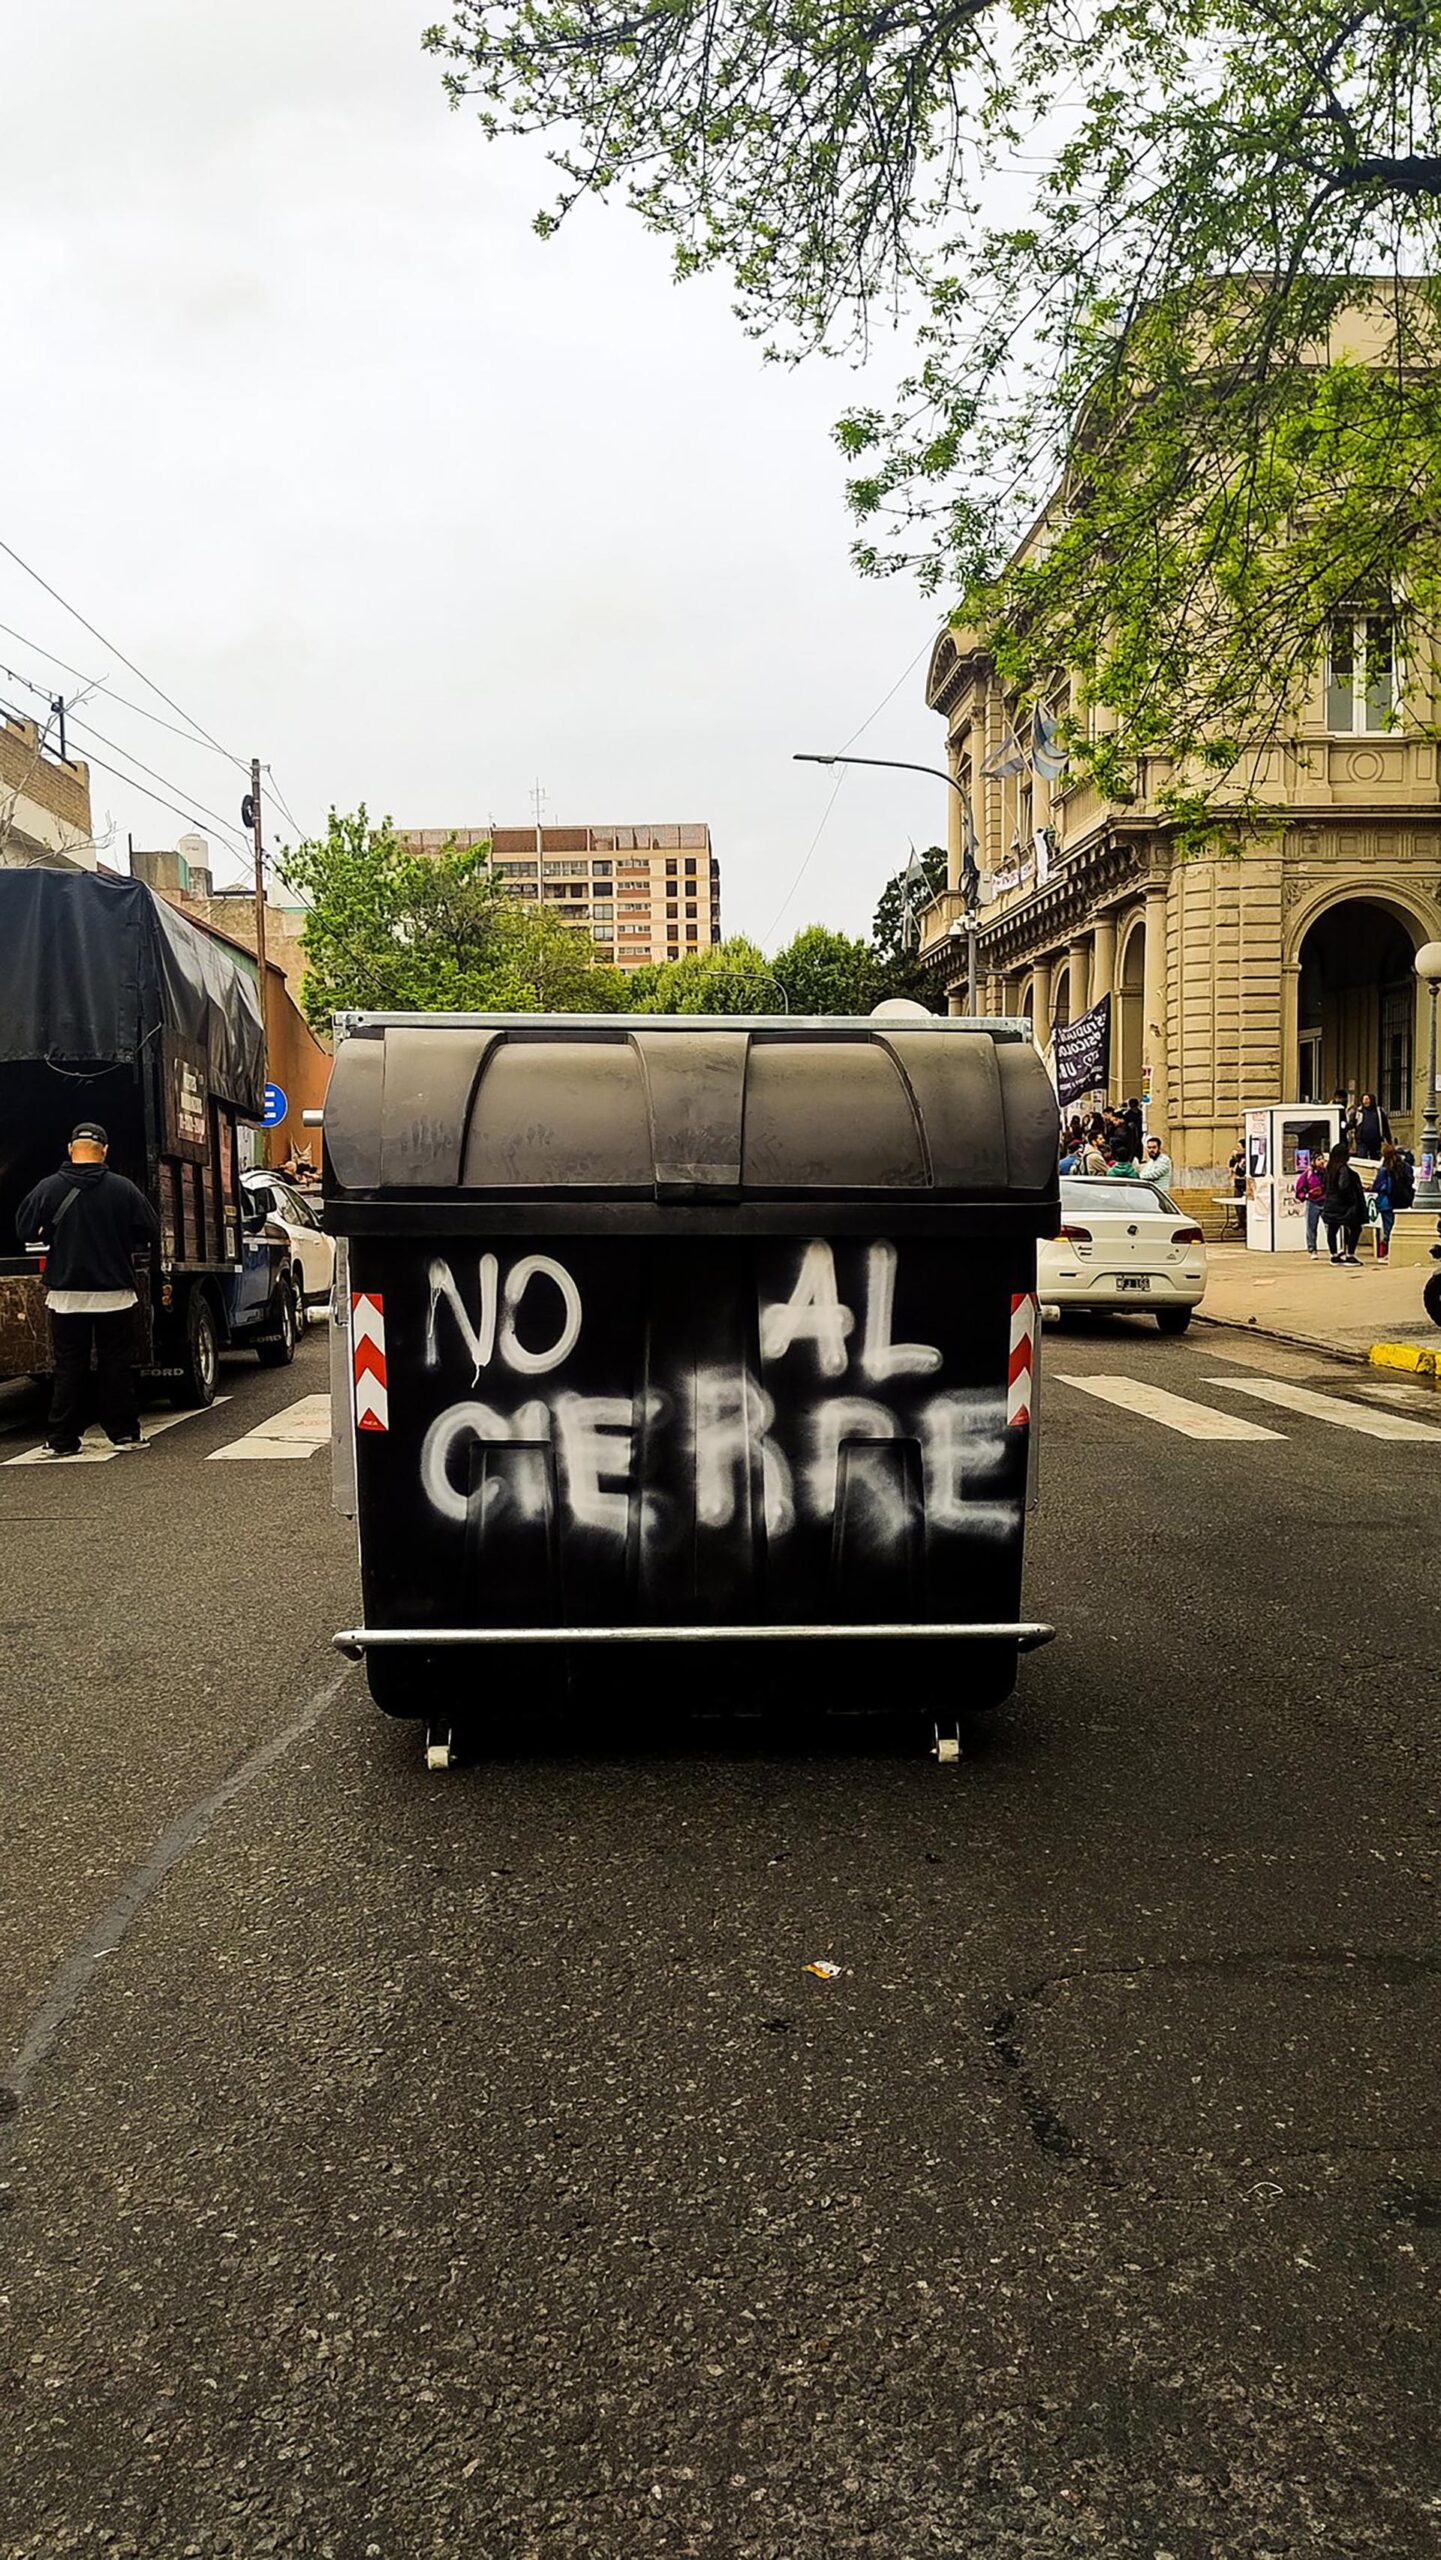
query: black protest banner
[{"left": 1053, "top": 992, "right": 1112, "bottom": 1105}]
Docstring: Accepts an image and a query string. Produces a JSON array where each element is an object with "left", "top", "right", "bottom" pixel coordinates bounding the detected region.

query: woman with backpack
[
  {"left": 1322, "top": 1143, "right": 1366, "bottom": 1264},
  {"left": 1369, "top": 1142, "right": 1413, "bottom": 1260}
]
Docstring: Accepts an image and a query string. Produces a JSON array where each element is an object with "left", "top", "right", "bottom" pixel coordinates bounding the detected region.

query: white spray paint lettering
[
  {"left": 689, "top": 1367, "right": 796, "bottom": 1539},
  {"left": 416, "top": 1243, "right": 1019, "bottom": 1545},
  {"left": 426, "top": 1251, "right": 582, "bottom": 1384}
]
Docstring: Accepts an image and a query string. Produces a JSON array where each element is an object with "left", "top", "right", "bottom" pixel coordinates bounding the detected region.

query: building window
[
  {"left": 685, "top": 902, "right": 697, "bottom": 919},
  {"left": 1327, "top": 613, "right": 1398, "bottom": 731},
  {"left": 592, "top": 925, "right": 612, "bottom": 942},
  {"left": 686, "top": 924, "right": 699, "bottom": 941},
  {"left": 1380, "top": 982, "right": 1413, "bottom": 1114}
]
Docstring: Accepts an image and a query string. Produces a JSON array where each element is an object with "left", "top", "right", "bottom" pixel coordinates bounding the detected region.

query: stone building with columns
[{"left": 917, "top": 616, "right": 1441, "bottom": 1188}]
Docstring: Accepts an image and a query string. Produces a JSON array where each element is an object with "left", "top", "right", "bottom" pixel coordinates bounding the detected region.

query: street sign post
[{"left": 262, "top": 1082, "right": 288, "bottom": 1129}]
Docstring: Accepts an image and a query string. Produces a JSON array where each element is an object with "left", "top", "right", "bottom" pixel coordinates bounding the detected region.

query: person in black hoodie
[
  {"left": 1348, "top": 1091, "right": 1392, "bottom": 1157},
  {"left": 16, "top": 1122, "right": 161, "bottom": 1458},
  {"left": 1321, "top": 1142, "right": 1366, "bottom": 1265}
]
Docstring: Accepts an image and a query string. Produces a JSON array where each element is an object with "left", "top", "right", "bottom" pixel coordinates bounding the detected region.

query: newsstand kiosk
[
  {"left": 324, "top": 1013, "right": 1060, "bottom": 1766},
  {"left": 1244, "top": 1104, "right": 1343, "bottom": 1251}
]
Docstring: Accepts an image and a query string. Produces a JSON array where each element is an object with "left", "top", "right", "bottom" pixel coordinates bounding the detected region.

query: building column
[
  {"left": 1090, "top": 911, "right": 1117, "bottom": 1095},
  {"left": 1090, "top": 911, "right": 1117, "bottom": 1008},
  {"left": 945, "top": 752, "right": 964, "bottom": 897},
  {"left": 1031, "top": 957, "right": 1054, "bottom": 1047},
  {"left": 1068, "top": 934, "right": 1091, "bottom": 1017},
  {"left": 1141, "top": 882, "right": 1169, "bottom": 1140}
]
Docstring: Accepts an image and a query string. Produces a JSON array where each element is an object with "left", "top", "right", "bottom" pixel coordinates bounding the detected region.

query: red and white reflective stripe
[
  {"left": 351, "top": 1290, "right": 389, "bottom": 1433},
  {"left": 1007, "top": 1292, "right": 1036, "bottom": 1428}
]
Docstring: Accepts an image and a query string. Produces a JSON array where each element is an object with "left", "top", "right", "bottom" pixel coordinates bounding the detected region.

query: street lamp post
[
  {"left": 1414, "top": 941, "right": 1441, "bottom": 1208},
  {"left": 794, "top": 751, "right": 978, "bottom": 1016}
]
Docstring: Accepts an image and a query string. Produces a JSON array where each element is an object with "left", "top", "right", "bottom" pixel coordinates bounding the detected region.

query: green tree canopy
[
  {"left": 280, "top": 809, "right": 623, "bottom": 1033},
  {"left": 772, "top": 923, "right": 886, "bottom": 1016},
  {"left": 426, "top": 3, "right": 1441, "bottom": 833},
  {"left": 625, "top": 934, "right": 784, "bottom": 1014}
]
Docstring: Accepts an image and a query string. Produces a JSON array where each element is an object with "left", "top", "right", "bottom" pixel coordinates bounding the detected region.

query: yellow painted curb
[{"left": 1369, "top": 1342, "right": 1440, "bottom": 1381}]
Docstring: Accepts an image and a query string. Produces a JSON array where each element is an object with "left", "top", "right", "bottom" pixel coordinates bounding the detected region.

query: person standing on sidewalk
[
  {"left": 15, "top": 1122, "right": 160, "bottom": 1458},
  {"left": 1138, "top": 1135, "right": 1174, "bottom": 1190},
  {"left": 1295, "top": 1153, "right": 1327, "bottom": 1256},
  {"left": 1348, "top": 1091, "right": 1392, "bottom": 1157},
  {"left": 1369, "top": 1141, "right": 1411, "bottom": 1260},
  {"left": 1321, "top": 1143, "right": 1366, "bottom": 1264}
]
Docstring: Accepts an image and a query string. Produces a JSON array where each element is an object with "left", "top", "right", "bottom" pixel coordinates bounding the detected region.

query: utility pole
[{"left": 247, "top": 757, "right": 269, "bottom": 1068}]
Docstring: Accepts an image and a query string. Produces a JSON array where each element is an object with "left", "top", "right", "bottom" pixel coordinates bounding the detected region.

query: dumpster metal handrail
[
  {"left": 334, "top": 1622, "right": 1057, "bottom": 1655},
  {"left": 333, "top": 1009, "right": 1039, "bottom": 1042}
]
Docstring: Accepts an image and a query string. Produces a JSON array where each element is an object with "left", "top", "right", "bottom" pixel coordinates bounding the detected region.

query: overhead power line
[
  {"left": 0, "top": 656, "right": 250, "bottom": 857},
  {"left": 0, "top": 534, "right": 248, "bottom": 771},
  {"left": 0, "top": 619, "right": 245, "bottom": 766},
  {"left": 262, "top": 770, "right": 309, "bottom": 843},
  {"left": 765, "top": 629, "right": 943, "bottom": 943}
]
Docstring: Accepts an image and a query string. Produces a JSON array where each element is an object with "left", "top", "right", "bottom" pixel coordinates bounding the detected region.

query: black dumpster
[{"left": 325, "top": 1013, "right": 1059, "bottom": 1755}]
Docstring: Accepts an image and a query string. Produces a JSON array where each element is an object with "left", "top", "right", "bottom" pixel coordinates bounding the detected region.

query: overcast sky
[{"left": 1, "top": 1, "right": 952, "bottom": 943}]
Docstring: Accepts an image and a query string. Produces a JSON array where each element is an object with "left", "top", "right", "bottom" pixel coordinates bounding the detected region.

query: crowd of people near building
[
  {"left": 1059, "top": 1088, "right": 1415, "bottom": 1265},
  {"left": 1058, "top": 1105, "right": 1172, "bottom": 1190}
]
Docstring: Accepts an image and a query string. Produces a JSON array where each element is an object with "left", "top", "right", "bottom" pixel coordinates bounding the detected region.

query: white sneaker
[{"left": 109, "top": 1436, "right": 151, "bottom": 1452}]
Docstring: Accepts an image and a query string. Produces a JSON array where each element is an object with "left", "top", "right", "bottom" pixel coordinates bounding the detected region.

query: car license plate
[{"left": 1116, "top": 1274, "right": 1151, "bottom": 1292}]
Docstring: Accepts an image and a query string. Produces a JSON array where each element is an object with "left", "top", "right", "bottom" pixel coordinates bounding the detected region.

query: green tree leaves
[
  {"left": 278, "top": 817, "right": 937, "bottom": 1024},
  {"left": 279, "top": 811, "right": 622, "bottom": 1033},
  {"left": 426, "top": 1, "right": 1441, "bottom": 832}
]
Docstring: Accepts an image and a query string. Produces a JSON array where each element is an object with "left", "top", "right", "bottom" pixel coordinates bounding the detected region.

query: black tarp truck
[
  {"left": 0, "top": 868, "right": 291, "bottom": 1405},
  {"left": 324, "top": 1010, "right": 1060, "bottom": 1765}
]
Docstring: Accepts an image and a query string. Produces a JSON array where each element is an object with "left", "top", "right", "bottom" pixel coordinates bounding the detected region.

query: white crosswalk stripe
[
  {"left": 207, "top": 1393, "right": 331, "bottom": 1461},
  {"left": 3, "top": 1400, "right": 232, "bottom": 1465},
  {"left": 1206, "top": 1376, "right": 1441, "bottom": 1442},
  {"left": 1052, "top": 1374, "right": 1285, "bottom": 1441}
]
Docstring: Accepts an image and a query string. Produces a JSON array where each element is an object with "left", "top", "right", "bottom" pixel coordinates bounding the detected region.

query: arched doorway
[
  {"left": 1017, "top": 974, "right": 1035, "bottom": 1026},
  {"left": 1052, "top": 964, "right": 1072, "bottom": 1034},
  {"left": 1295, "top": 899, "right": 1419, "bottom": 1132},
  {"left": 1117, "top": 916, "right": 1145, "bottom": 1101}
]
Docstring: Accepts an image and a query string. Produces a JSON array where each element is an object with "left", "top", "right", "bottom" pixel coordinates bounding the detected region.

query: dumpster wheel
[
  {"left": 932, "top": 1721, "right": 962, "bottom": 1765},
  {"left": 425, "top": 1723, "right": 456, "bottom": 1773}
]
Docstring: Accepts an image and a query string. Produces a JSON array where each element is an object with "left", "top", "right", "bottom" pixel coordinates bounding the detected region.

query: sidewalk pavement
[{"left": 1196, "top": 1242, "right": 1440, "bottom": 1371}]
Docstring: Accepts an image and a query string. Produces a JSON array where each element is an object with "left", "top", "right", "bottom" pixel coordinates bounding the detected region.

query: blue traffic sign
[{"left": 262, "top": 1081, "right": 289, "bottom": 1129}]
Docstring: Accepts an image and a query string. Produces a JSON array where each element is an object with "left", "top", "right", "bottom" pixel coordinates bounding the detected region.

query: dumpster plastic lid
[{"left": 323, "top": 1013, "right": 1060, "bottom": 1228}]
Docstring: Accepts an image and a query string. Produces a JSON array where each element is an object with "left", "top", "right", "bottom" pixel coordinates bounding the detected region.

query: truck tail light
[{"left": 1171, "top": 1225, "right": 1205, "bottom": 1246}]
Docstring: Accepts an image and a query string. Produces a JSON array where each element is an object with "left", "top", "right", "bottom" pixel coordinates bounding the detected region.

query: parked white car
[
  {"left": 241, "top": 1171, "right": 334, "bottom": 1323},
  {"left": 1039, "top": 1176, "right": 1207, "bottom": 1334}
]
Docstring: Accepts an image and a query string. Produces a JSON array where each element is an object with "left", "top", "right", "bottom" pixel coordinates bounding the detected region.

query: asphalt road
[{"left": 1, "top": 1314, "right": 1438, "bottom": 2558}]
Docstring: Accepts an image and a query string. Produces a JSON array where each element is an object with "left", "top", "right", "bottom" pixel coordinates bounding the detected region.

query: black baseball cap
[{"left": 70, "top": 1121, "right": 108, "bottom": 1146}]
